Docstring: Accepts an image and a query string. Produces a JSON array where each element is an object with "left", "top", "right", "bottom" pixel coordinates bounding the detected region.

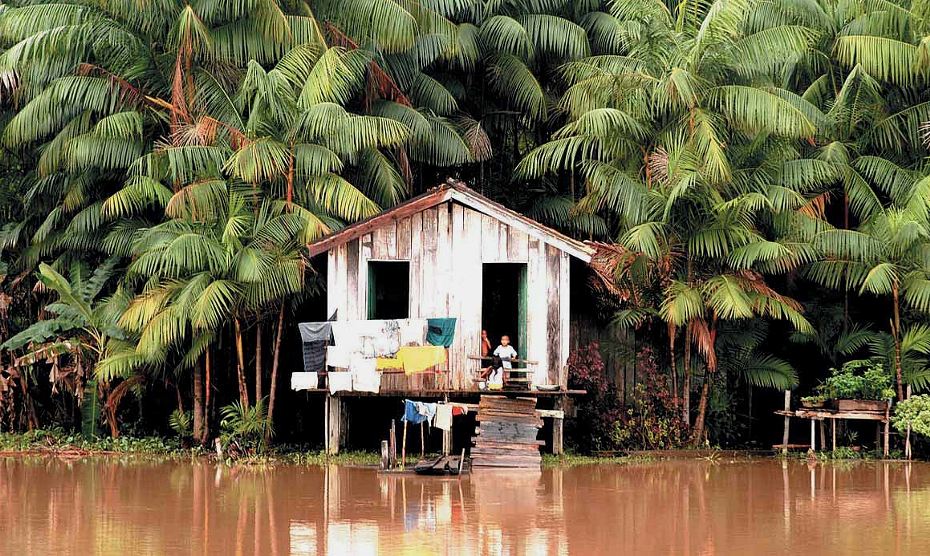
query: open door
[{"left": 481, "top": 263, "right": 527, "bottom": 358}]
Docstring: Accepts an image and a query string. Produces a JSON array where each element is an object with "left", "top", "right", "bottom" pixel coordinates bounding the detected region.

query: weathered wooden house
[{"left": 299, "top": 180, "right": 594, "bottom": 455}]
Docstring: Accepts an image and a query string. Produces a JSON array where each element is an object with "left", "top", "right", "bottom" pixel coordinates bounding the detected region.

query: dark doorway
[
  {"left": 481, "top": 263, "right": 527, "bottom": 354},
  {"left": 368, "top": 261, "right": 409, "bottom": 319}
]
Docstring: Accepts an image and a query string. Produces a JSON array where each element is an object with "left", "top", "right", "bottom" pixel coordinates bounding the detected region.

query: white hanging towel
[
  {"left": 434, "top": 404, "right": 453, "bottom": 431},
  {"left": 350, "top": 356, "right": 381, "bottom": 393},
  {"left": 328, "top": 372, "right": 353, "bottom": 394},
  {"left": 326, "top": 345, "right": 352, "bottom": 369},
  {"left": 290, "top": 372, "right": 318, "bottom": 391}
]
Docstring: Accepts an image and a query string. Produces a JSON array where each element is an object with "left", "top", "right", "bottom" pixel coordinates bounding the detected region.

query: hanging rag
[
  {"left": 301, "top": 340, "right": 327, "bottom": 372},
  {"left": 298, "top": 322, "right": 332, "bottom": 343},
  {"left": 350, "top": 355, "right": 380, "bottom": 393},
  {"left": 326, "top": 345, "right": 352, "bottom": 368},
  {"left": 290, "top": 372, "right": 318, "bottom": 391},
  {"left": 328, "top": 372, "right": 353, "bottom": 394},
  {"left": 399, "top": 319, "right": 427, "bottom": 346},
  {"left": 376, "top": 357, "right": 403, "bottom": 370},
  {"left": 417, "top": 402, "right": 438, "bottom": 425},
  {"left": 402, "top": 400, "right": 429, "bottom": 425},
  {"left": 434, "top": 404, "right": 453, "bottom": 431},
  {"left": 395, "top": 345, "right": 446, "bottom": 375},
  {"left": 426, "top": 318, "right": 457, "bottom": 347},
  {"left": 331, "top": 321, "right": 362, "bottom": 353},
  {"left": 450, "top": 403, "right": 468, "bottom": 416},
  {"left": 298, "top": 322, "right": 332, "bottom": 372}
]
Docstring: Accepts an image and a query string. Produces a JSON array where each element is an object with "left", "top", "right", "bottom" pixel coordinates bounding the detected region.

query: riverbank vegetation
[{"left": 3, "top": 0, "right": 930, "bottom": 456}]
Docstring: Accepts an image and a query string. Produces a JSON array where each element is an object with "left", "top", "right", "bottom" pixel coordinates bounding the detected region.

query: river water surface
[{"left": 1, "top": 457, "right": 928, "bottom": 555}]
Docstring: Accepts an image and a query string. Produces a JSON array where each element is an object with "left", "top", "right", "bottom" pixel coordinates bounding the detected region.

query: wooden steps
[{"left": 471, "top": 396, "right": 542, "bottom": 468}]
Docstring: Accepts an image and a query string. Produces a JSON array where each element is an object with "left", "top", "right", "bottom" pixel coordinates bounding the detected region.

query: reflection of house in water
[{"left": 294, "top": 180, "right": 595, "bottom": 456}]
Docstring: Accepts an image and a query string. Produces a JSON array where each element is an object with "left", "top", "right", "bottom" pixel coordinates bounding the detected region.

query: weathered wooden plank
[
  {"left": 436, "top": 203, "right": 451, "bottom": 315},
  {"left": 420, "top": 206, "right": 439, "bottom": 316},
  {"left": 460, "top": 207, "right": 483, "bottom": 389},
  {"left": 333, "top": 244, "right": 349, "bottom": 320},
  {"left": 498, "top": 221, "right": 508, "bottom": 260},
  {"left": 559, "top": 251, "right": 570, "bottom": 388},
  {"left": 396, "top": 217, "right": 411, "bottom": 260},
  {"left": 546, "top": 244, "right": 562, "bottom": 385},
  {"left": 526, "top": 237, "right": 548, "bottom": 385},
  {"left": 326, "top": 250, "right": 337, "bottom": 317},
  {"left": 358, "top": 234, "right": 372, "bottom": 320},
  {"left": 409, "top": 211, "right": 423, "bottom": 317},
  {"left": 481, "top": 214, "right": 499, "bottom": 262},
  {"left": 450, "top": 203, "right": 466, "bottom": 389},
  {"left": 346, "top": 239, "right": 360, "bottom": 320},
  {"left": 385, "top": 218, "right": 397, "bottom": 259},
  {"left": 507, "top": 226, "right": 528, "bottom": 262}
]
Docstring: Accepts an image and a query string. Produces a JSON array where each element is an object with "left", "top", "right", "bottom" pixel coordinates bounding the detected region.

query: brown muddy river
[{"left": 0, "top": 457, "right": 928, "bottom": 555}]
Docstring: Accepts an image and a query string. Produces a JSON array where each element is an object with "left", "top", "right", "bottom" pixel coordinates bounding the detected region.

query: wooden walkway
[{"left": 471, "top": 396, "right": 543, "bottom": 468}]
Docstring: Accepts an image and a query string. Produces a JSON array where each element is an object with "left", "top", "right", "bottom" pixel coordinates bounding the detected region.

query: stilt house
[{"left": 306, "top": 179, "right": 594, "bottom": 392}]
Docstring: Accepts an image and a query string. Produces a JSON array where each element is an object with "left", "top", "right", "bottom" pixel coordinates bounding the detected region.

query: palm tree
[{"left": 807, "top": 177, "right": 930, "bottom": 400}]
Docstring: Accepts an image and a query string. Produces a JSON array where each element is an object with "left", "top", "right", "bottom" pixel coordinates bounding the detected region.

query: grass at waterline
[{"left": 0, "top": 429, "right": 189, "bottom": 456}]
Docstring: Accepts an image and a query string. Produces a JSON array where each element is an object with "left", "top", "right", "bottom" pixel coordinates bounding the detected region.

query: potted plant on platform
[
  {"left": 799, "top": 394, "right": 828, "bottom": 409},
  {"left": 817, "top": 359, "right": 895, "bottom": 412}
]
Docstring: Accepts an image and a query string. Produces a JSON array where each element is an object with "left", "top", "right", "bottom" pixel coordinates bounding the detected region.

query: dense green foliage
[{"left": 3, "top": 0, "right": 930, "bottom": 451}]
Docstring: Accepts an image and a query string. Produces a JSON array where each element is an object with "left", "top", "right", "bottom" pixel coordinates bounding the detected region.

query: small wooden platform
[
  {"left": 775, "top": 391, "right": 891, "bottom": 457},
  {"left": 471, "top": 396, "right": 542, "bottom": 468}
]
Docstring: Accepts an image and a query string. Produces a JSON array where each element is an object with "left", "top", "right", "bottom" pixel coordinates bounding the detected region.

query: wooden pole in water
[
  {"left": 401, "top": 420, "right": 408, "bottom": 469},
  {"left": 420, "top": 421, "right": 425, "bottom": 458},
  {"left": 390, "top": 420, "right": 397, "bottom": 467},
  {"left": 782, "top": 390, "right": 790, "bottom": 455},
  {"left": 832, "top": 419, "right": 836, "bottom": 452},
  {"left": 381, "top": 440, "right": 390, "bottom": 470}
]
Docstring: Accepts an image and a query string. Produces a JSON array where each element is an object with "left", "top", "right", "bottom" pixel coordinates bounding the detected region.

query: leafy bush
[
  {"left": 169, "top": 409, "right": 192, "bottom": 440},
  {"left": 892, "top": 395, "right": 930, "bottom": 438},
  {"left": 220, "top": 399, "right": 272, "bottom": 457},
  {"left": 565, "top": 341, "right": 623, "bottom": 453},
  {"left": 611, "top": 347, "right": 686, "bottom": 450},
  {"left": 817, "top": 359, "right": 895, "bottom": 400}
]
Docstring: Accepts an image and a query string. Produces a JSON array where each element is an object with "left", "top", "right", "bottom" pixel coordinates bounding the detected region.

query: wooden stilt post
[
  {"left": 832, "top": 419, "right": 836, "bottom": 452},
  {"left": 420, "top": 422, "right": 425, "bottom": 458},
  {"left": 380, "top": 441, "right": 390, "bottom": 470},
  {"left": 810, "top": 419, "right": 816, "bottom": 453},
  {"left": 781, "top": 390, "right": 791, "bottom": 455},
  {"left": 327, "top": 396, "right": 343, "bottom": 455},
  {"left": 401, "top": 420, "right": 408, "bottom": 469},
  {"left": 553, "top": 396, "right": 565, "bottom": 455},
  {"left": 819, "top": 420, "right": 826, "bottom": 451},
  {"left": 883, "top": 405, "right": 890, "bottom": 458},
  {"left": 442, "top": 395, "right": 451, "bottom": 456},
  {"left": 324, "top": 394, "right": 331, "bottom": 455},
  {"left": 390, "top": 420, "right": 397, "bottom": 467}
]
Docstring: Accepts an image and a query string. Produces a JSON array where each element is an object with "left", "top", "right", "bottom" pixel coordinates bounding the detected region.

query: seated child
[{"left": 488, "top": 335, "right": 517, "bottom": 388}]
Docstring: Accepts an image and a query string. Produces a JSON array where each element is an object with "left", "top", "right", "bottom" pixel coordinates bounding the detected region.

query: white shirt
[{"left": 493, "top": 345, "right": 517, "bottom": 369}]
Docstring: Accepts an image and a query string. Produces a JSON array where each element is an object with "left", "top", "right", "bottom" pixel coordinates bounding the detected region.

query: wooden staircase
[{"left": 471, "top": 396, "right": 542, "bottom": 468}]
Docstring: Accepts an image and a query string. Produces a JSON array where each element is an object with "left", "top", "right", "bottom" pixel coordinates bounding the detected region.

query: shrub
[
  {"left": 817, "top": 359, "right": 895, "bottom": 400},
  {"left": 892, "top": 395, "right": 930, "bottom": 438},
  {"left": 566, "top": 341, "right": 623, "bottom": 452},
  {"left": 220, "top": 399, "right": 271, "bottom": 457},
  {"left": 611, "top": 347, "right": 687, "bottom": 450}
]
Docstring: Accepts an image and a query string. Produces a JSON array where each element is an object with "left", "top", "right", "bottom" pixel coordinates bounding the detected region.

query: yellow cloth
[
  {"left": 376, "top": 357, "right": 402, "bottom": 370},
  {"left": 396, "top": 346, "right": 446, "bottom": 375}
]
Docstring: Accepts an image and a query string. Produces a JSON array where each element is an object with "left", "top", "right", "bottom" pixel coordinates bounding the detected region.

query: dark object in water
[{"left": 413, "top": 455, "right": 465, "bottom": 475}]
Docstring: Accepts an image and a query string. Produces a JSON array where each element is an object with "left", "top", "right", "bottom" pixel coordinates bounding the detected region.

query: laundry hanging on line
[
  {"left": 402, "top": 400, "right": 437, "bottom": 425},
  {"left": 426, "top": 318, "right": 456, "bottom": 348},
  {"left": 396, "top": 345, "right": 446, "bottom": 375}
]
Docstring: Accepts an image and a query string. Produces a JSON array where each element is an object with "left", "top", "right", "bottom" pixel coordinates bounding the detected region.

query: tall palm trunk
[
  {"left": 266, "top": 304, "right": 286, "bottom": 445},
  {"left": 691, "top": 321, "right": 717, "bottom": 444},
  {"left": 892, "top": 286, "right": 905, "bottom": 401},
  {"left": 255, "top": 324, "right": 263, "bottom": 404},
  {"left": 682, "top": 324, "right": 692, "bottom": 427},
  {"left": 193, "top": 360, "right": 205, "bottom": 445},
  {"left": 204, "top": 347, "right": 212, "bottom": 440},
  {"left": 668, "top": 322, "right": 679, "bottom": 412},
  {"left": 233, "top": 317, "right": 250, "bottom": 409}
]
